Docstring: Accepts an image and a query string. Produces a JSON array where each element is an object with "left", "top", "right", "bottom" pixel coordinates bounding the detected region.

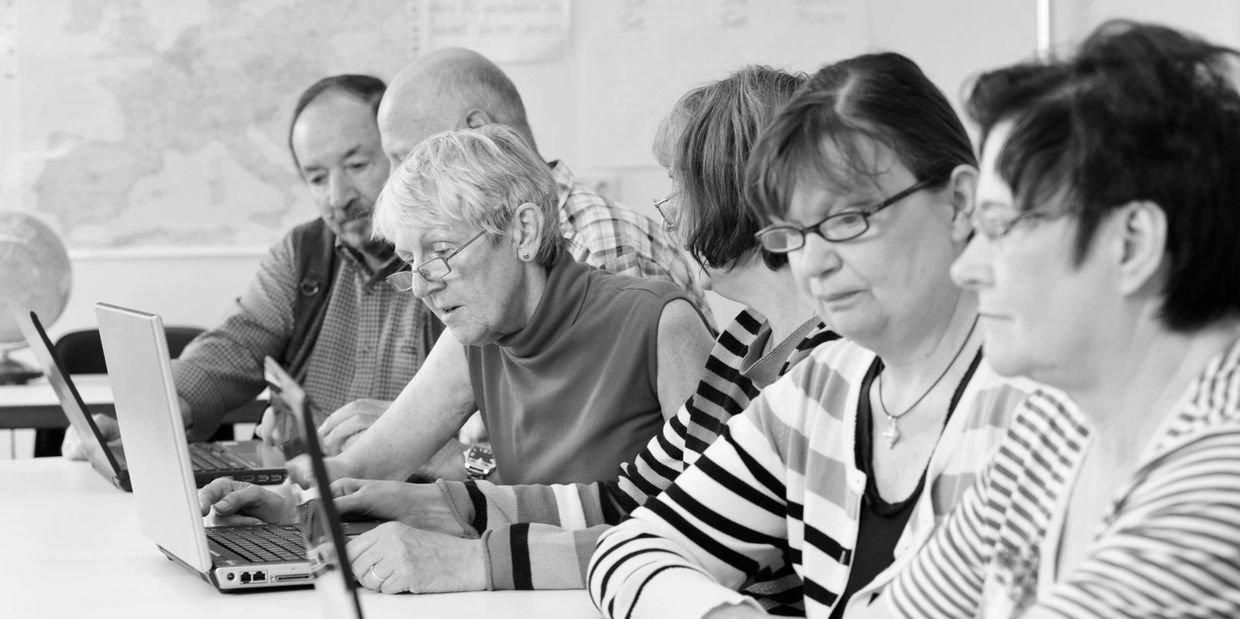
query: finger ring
[{"left": 366, "top": 565, "right": 385, "bottom": 583}]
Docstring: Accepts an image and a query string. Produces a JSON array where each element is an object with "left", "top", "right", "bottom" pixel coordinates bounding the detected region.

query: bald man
[{"left": 378, "top": 48, "right": 707, "bottom": 310}]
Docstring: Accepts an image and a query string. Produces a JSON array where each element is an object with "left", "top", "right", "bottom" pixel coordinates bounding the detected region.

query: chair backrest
[{"left": 54, "top": 326, "right": 204, "bottom": 373}]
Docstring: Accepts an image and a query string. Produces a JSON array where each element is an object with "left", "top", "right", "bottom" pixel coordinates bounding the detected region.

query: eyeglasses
[
  {"left": 653, "top": 192, "right": 680, "bottom": 232},
  {"left": 754, "top": 173, "right": 947, "bottom": 253},
  {"left": 386, "top": 229, "right": 487, "bottom": 292},
  {"left": 970, "top": 207, "right": 1062, "bottom": 241}
]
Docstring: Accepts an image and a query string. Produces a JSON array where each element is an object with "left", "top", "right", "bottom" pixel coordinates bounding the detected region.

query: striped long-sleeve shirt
[
  {"left": 434, "top": 310, "right": 835, "bottom": 602},
  {"left": 587, "top": 338, "right": 1032, "bottom": 619},
  {"left": 882, "top": 337, "right": 1240, "bottom": 618}
]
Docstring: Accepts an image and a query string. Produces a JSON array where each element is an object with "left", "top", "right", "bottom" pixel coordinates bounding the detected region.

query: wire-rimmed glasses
[
  {"left": 754, "top": 173, "right": 947, "bottom": 253},
  {"left": 653, "top": 192, "right": 680, "bottom": 232},
  {"left": 386, "top": 229, "right": 487, "bottom": 292},
  {"left": 969, "top": 206, "right": 1063, "bottom": 241}
]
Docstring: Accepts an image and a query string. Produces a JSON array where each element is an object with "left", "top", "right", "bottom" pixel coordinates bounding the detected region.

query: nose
[
  {"left": 796, "top": 232, "right": 842, "bottom": 278},
  {"left": 327, "top": 170, "right": 357, "bottom": 211},
  {"left": 410, "top": 273, "right": 440, "bottom": 300},
  {"left": 950, "top": 234, "right": 995, "bottom": 291}
]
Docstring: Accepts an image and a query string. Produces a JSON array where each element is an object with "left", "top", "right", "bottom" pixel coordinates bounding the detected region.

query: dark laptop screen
[{"left": 264, "top": 356, "right": 363, "bottom": 619}]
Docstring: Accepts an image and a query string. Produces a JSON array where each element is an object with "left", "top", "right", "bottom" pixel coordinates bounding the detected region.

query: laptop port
[
  {"left": 273, "top": 574, "right": 311, "bottom": 582},
  {"left": 240, "top": 572, "right": 251, "bottom": 584},
  {"left": 226, "top": 573, "right": 235, "bottom": 581},
  {"left": 252, "top": 571, "right": 266, "bottom": 583}
]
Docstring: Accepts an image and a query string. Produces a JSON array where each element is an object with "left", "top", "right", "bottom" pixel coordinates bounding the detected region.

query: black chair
[{"left": 33, "top": 326, "right": 206, "bottom": 457}]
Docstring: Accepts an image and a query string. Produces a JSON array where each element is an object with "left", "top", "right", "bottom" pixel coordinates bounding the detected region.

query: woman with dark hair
[
  {"left": 876, "top": 21, "right": 1240, "bottom": 618},
  {"left": 589, "top": 53, "right": 1032, "bottom": 619}
]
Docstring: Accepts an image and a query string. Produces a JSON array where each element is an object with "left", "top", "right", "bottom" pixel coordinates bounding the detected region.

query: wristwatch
[{"left": 463, "top": 444, "right": 496, "bottom": 480}]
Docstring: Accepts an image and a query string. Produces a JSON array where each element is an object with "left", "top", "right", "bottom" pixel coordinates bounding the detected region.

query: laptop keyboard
[
  {"left": 207, "top": 525, "right": 306, "bottom": 563},
  {"left": 189, "top": 443, "right": 254, "bottom": 472}
]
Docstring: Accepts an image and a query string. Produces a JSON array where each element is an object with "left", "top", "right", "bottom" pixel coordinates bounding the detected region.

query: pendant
[{"left": 882, "top": 415, "right": 900, "bottom": 448}]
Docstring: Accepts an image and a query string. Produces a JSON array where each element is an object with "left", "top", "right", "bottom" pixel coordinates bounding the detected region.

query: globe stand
[{"left": 0, "top": 346, "right": 41, "bottom": 385}]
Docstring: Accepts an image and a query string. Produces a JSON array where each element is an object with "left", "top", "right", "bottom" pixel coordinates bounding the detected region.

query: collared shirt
[
  {"left": 551, "top": 161, "right": 712, "bottom": 325},
  {"left": 884, "top": 337, "right": 1240, "bottom": 618},
  {"left": 171, "top": 232, "right": 435, "bottom": 439}
]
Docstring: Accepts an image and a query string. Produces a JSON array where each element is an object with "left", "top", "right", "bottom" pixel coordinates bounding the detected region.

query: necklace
[{"left": 877, "top": 314, "right": 979, "bottom": 448}]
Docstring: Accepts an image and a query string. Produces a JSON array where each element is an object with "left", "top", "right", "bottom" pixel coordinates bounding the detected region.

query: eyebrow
[{"left": 299, "top": 145, "right": 366, "bottom": 173}]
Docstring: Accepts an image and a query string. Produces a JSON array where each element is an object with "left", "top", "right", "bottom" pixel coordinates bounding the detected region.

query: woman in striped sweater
[
  {"left": 870, "top": 22, "right": 1240, "bottom": 618},
  {"left": 197, "top": 66, "right": 835, "bottom": 598},
  {"left": 588, "top": 54, "right": 1034, "bottom": 618}
]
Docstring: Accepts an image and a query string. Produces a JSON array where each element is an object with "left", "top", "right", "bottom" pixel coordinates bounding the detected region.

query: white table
[
  {"left": 0, "top": 458, "right": 600, "bottom": 618},
  {"left": 0, "top": 374, "right": 265, "bottom": 430}
]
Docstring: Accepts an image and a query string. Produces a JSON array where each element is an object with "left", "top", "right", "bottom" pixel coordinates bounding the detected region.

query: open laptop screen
[
  {"left": 9, "top": 302, "right": 124, "bottom": 476},
  {"left": 264, "top": 356, "right": 363, "bottom": 619}
]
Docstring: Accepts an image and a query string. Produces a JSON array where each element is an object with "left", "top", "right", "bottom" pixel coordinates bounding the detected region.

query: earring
[{"left": 520, "top": 251, "right": 530, "bottom": 261}]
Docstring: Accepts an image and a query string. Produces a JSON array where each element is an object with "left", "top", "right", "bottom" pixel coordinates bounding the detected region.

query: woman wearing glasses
[
  {"left": 872, "top": 22, "right": 1240, "bottom": 618},
  {"left": 589, "top": 53, "right": 1032, "bottom": 619}
]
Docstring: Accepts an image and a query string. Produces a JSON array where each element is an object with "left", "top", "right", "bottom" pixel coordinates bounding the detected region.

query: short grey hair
[{"left": 372, "top": 124, "right": 565, "bottom": 265}]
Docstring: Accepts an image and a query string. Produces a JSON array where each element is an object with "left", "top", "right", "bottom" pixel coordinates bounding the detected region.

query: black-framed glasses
[
  {"left": 653, "top": 192, "right": 680, "bottom": 232},
  {"left": 386, "top": 229, "right": 487, "bottom": 292},
  {"left": 754, "top": 173, "right": 947, "bottom": 253}
]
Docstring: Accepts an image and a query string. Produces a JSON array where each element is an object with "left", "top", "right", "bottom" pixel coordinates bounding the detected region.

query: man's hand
[
  {"left": 62, "top": 413, "right": 120, "bottom": 461},
  {"left": 331, "top": 478, "right": 467, "bottom": 537},
  {"left": 347, "top": 522, "right": 487, "bottom": 594},
  {"left": 254, "top": 405, "right": 297, "bottom": 449},
  {"left": 320, "top": 399, "right": 391, "bottom": 456},
  {"left": 198, "top": 478, "right": 298, "bottom": 526}
]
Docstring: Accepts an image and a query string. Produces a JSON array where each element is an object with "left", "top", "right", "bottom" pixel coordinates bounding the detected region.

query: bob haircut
[
  {"left": 745, "top": 52, "right": 976, "bottom": 224},
  {"left": 970, "top": 21, "right": 1240, "bottom": 331},
  {"left": 665, "top": 65, "right": 807, "bottom": 270},
  {"left": 287, "top": 74, "right": 386, "bottom": 169},
  {"left": 371, "top": 123, "right": 566, "bottom": 266}
]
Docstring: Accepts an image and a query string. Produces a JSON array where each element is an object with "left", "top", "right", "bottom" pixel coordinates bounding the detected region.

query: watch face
[{"left": 464, "top": 445, "right": 496, "bottom": 478}]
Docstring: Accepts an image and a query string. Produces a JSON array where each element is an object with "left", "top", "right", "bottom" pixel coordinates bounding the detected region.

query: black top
[{"left": 829, "top": 350, "right": 982, "bottom": 618}]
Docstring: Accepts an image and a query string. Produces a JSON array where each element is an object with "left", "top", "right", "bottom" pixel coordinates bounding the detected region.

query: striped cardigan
[
  {"left": 587, "top": 338, "right": 1031, "bottom": 619},
  {"left": 883, "top": 337, "right": 1240, "bottom": 618},
  {"left": 434, "top": 310, "right": 836, "bottom": 600}
]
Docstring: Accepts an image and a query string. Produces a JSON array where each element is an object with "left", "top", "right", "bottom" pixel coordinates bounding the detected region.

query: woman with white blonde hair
[{"left": 199, "top": 123, "right": 715, "bottom": 593}]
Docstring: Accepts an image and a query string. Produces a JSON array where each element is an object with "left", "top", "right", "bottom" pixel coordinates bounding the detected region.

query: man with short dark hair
[{"left": 64, "top": 75, "right": 442, "bottom": 457}]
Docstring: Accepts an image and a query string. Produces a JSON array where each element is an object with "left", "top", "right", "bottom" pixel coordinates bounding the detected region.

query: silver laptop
[
  {"left": 10, "top": 302, "right": 288, "bottom": 489},
  {"left": 95, "top": 302, "right": 313, "bottom": 590}
]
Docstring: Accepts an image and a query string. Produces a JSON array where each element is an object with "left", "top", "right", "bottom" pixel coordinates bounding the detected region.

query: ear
[
  {"left": 1113, "top": 200, "right": 1168, "bottom": 296},
  {"left": 945, "top": 164, "right": 979, "bottom": 244},
  {"left": 463, "top": 109, "right": 492, "bottom": 129},
  {"left": 510, "top": 203, "right": 545, "bottom": 262}
]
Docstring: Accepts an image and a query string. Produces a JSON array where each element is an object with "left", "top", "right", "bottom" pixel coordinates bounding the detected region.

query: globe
[{"left": 0, "top": 212, "right": 72, "bottom": 384}]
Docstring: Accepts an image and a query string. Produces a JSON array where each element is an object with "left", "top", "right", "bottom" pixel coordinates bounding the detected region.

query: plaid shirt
[
  {"left": 552, "top": 161, "right": 711, "bottom": 324},
  {"left": 171, "top": 232, "right": 434, "bottom": 439}
]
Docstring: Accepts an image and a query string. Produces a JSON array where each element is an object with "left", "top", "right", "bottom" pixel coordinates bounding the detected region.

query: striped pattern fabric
[
  {"left": 551, "top": 161, "right": 711, "bottom": 325},
  {"left": 884, "top": 337, "right": 1240, "bottom": 618},
  {"left": 434, "top": 310, "right": 835, "bottom": 594},
  {"left": 171, "top": 236, "right": 432, "bottom": 439},
  {"left": 588, "top": 338, "right": 1031, "bottom": 619}
]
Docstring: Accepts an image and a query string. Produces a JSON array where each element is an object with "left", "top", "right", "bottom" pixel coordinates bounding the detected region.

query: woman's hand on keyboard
[{"left": 331, "top": 478, "right": 467, "bottom": 537}]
